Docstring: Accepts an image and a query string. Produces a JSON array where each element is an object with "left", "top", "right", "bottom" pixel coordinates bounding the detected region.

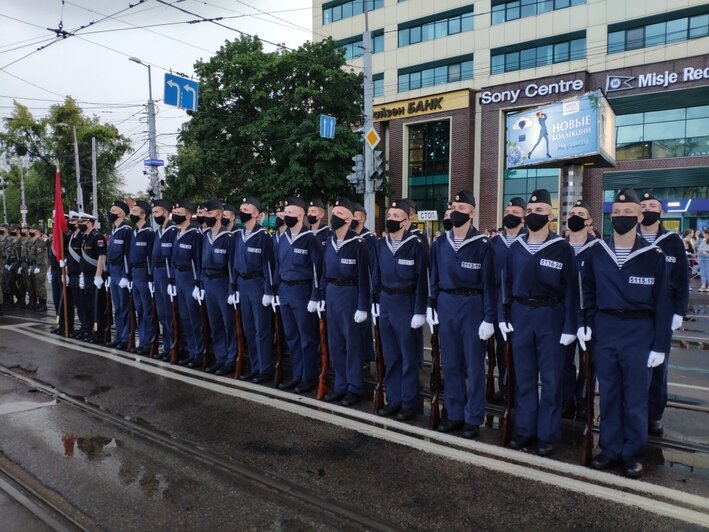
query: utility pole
[
  {"left": 0, "top": 176, "right": 7, "bottom": 223},
  {"left": 129, "top": 57, "right": 160, "bottom": 199},
  {"left": 91, "top": 137, "right": 99, "bottom": 226},
  {"left": 19, "top": 163, "right": 26, "bottom": 225},
  {"left": 72, "top": 125, "right": 84, "bottom": 212},
  {"left": 362, "top": 0, "right": 375, "bottom": 225}
]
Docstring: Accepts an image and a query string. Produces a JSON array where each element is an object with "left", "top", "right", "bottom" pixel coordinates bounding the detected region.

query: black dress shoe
[
  {"left": 278, "top": 377, "right": 300, "bottom": 391},
  {"left": 324, "top": 390, "right": 346, "bottom": 403},
  {"left": 377, "top": 403, "right": 401, "bottom": 417},
  {"left": 105, "top": 340, "right": 119, "bottom": 348},
  {"left": 508, "top": 435, "right": 536, "bottom": 450},
  {"left": 396, "top": 408, "right": 416, "bottom": 421},
  {"left": 135, "top": 346, "right": 150, "bottom": 356},
  {"left": 177, "top": 358, "right": 191, "bottom": 366},
  {"left": 251, "top": 372, "right": 273, "bottom": 384},
  {"left": 648, "top": 419, "right": 664, "bottom": 436},
  {"left": 624, "top": 460, "right": 643, "bottom": 479},
  {"left": 205, "top": 364, "right": 220, "bottom": 373},
  {"left": 216, "top": 365, "right": 235, "bottom": 376},
  {"left": 590, "top": 453, "right": 619, "bottom": 470},
  {"left": 462, "top": 424, "right": 480, "bottom": 439},
  {"left": 491, "top": 390, "right": 504, "bottom": 403},
  {"left": 239, "top": 370, "right": 258, "bottom": 381},
  {"left": 436, "top": 419, "right": 464, "bottom": 433},
  {"left": 187, "top": 359, "right": 203, "bottom": 369},
  {"left": 340, "top": 392, "right": 360, "bottom": 407},
  {"left": 536, "top": 441, "right": 554, "bottom": 457},
  {"left": 294, "top": 380, "right": 317, "bottom": 394}
]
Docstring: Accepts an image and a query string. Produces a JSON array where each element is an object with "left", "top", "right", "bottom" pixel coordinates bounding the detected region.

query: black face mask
[
  {"left": 204, "top": 216, "right": 218, "bottom": 228},
  {"left": 640, "top": 211, "right": 661, "bottom": 227},
  {"left": 330, "top": 214, "right": 347, "bottom": 231},
  {"left": 450, "top": 211, "right": 471, "bottom": 228},
  {"left": 154, "top": 215, "right": 166, "bottom": 226},
  {"left": 284, "top": 215, "right": 299, "bottom": 228},
  {"left": 196, "top": 215, "right": 206, "bottom": 225},
  {"left": 503, "top": 214, "right": 522, "bottom": 229},
  {"left": 222, "top": 217, "right": 231, "bottom": 227},
  {"left": 350, "top": 219, "right": 360, "bottom": 230},
  {"left": 78, "top": 223, "right": 87, "bottom": 232},
  {"left": 172, "top": 214, "right": 187, "bottom": 225},
  {"left": 307, "top": 214, "right": 319, "bottom": 226},
  {"left": 275, "top": 217, "right": 285, "bottom": 228},
  {"left": 385, "top": 219, "right": 403, "bottom": 234},
  {"left": 239, "top": 211, "right": 252, "bottom": 224},
  {"left": 443, "top": 219, "right": 453, "bottom": 231},
  {"left": 10, "top": 232, "right": 17, "bottom": 237},
  {"left": 107, "top": 212, "right": 119, "bottom": 224},
  {"left": 525, "top": 213, "right": 549, "bottom": 232},
  {"left": 129, "top": 214, "right": 142, "bottom": 224},
  {"left": 29, "top": 232, "right": 37, "bottom": 237},
  {"left": 0, "top": 231, "right": 4, "bottom": 236},
  {"left": 567, "top": 215, "right": 586, "bottom": 233},
  {"left": 611, "top": 216, "right": 638, "bottom": 235}
]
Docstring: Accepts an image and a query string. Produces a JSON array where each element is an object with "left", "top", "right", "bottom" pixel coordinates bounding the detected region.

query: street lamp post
[{"left": 129, "top": 56, "right": 160, "bottom": 199}]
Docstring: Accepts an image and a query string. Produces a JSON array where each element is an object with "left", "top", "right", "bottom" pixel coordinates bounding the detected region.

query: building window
[
  {"left": 373, "top": 74, "right": 384, "bottom": 97},
  {"left": 398, "top": 56, "right": 473, "bottom": 92},
  {"left": 616, "top": 104, "right": 709, "bottom": 160},
  {"left": 337, "top": 30, "right": 384, "bottom": 61},
  {"left": 503, "top": 167, "right": 560, "bottom": 221},
  {"left": 491, "top": 0, "right": 585, "bottom": 25},
  {"left": 322, "top": 0, "right": 384, "bottom": 25},
  {"left": 491, "top": 33, "right": 585, "bottom": 74},
  {"left": 408, "top": 121, "right": 450, "bottom": 214},
  {"left": 398, "top": 6, "right": 474, "bottom": 47},
  {"left": 607, "top": 8, "right": 709, "bottom": 53}
]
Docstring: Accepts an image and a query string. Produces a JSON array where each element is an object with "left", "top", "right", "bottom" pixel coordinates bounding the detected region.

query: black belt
[
  {"left": 513, "top": 296, "right": 561, "bottom": 308},
  {"left": 239, "top": 272, "right": 264, "bottom": 280},
  {"left": 282, "top": 279, "right": 311, "bottom": 286},
  {"left": 329, "top": 278, "right": 357, "bottom": 286},
  {"left": 131, "top": 263, "right": 147, "bottom": 268},
  {"left": 602, "top": 309, "right": 653, "bottom": 320},
  {"left": 176, "top": 266, "right": 191, "bottom": 272},
  {"left": 382, "top": 285, "right": 415, "bottom": 295},
  {"left": 441, "top": 288, "right": 482, "bottom": 296},
  {"left": 204, "top": 270, "right": 228, "bottom": 280}
]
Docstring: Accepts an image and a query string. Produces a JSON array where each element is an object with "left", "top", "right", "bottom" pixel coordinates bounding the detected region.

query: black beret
[
  {"left": 152, "top": 199, "right": 172, "bottom": 210},
  {"left": 175, "top": 200, "right": 196, "bottom": 213},
  {"left": 240, "top": 196, "right": 261, "bottom": 212},
  {"left": 571, "top": 199, "right": 590, "bottom": 212},
  {"left": 452, "top": 190, "right": 476, "bottom": 208},
  {"left": 334, "top": 197, "right": 355, "bottom": 214},
  {"left": 641, "top": 190, "right": 660, "bottom": 202},
  {"left": 135, "top": 200, "right": 151, "bottom": 214},
  {"left": 309, "top": 198, "right": 326, "bottom": 210},
  {"left": 507, "top": 197, "right": 526, "bottom": 209},
  {"left": 528, "top": 189, "right": 552, "bottom": 206},
  {"left": 401, "top": 197, "right": 416, "bottom": 214},
  {"left": 223, "top": 204, "right": 237, "bottom": 214},
  {"left": 285, "top": 196, "right": 307, "bottom": 210},
  {"left": 389, "top": 199, "right": 409, "bottom": 214},
  {"left": 113, "top": 200, "right": 129, "bottom": 215},
  {"left": 204, "top": 199, "right": 223, "bottom": 211},
  {"left": 614, "top": 188, "right": 640, "bottom": 204},
  {"left": 353, "top": 202, "right": 366, "bottom": 214}
]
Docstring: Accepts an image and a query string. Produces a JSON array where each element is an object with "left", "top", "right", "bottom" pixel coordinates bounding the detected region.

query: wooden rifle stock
[
  {"left": 429, "top": 324, "right": 442, "bottom": 430},
  {"left": 234, "top": 304, "right": 247, "bottom": 378},
  {"left": 199, "top": 302, "right": 212, "bottom": 368},
  {"left": 103, "top": 282, "right": 113, "bottom": 344},
  {"left": 316, "top": 316, "right": 329, "bottom": 400},
  {"left": 486, "top": 337, "right": 496, "bottom": 402},
  {"left": 169, "top": 296, "right": 180, "bottom": 364},
  {"left": 273, "top": 307, "right": 284, "bottom": 387},
  {"left": 127, "top": 288, "right": 137, "bottom": 352},
  {"left": 501, "top": 305, "right": 514, "bottom": 446},
  {"left": 373, "top": 318, "right": 385, "bottom": 413},
  {"left": 149, "top": 292, "right": 159, "bottom": 358}
]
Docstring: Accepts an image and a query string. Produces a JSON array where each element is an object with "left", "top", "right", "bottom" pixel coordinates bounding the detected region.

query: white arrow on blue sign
[
  {"left": 144, "top": 159, "right": 165, "bottom": 167},
  {"left": 164, "top": 73, "right": 200, "bottom": 111},
  {"left": 319, "top": 114, "right": 336, "bottom": 139}
]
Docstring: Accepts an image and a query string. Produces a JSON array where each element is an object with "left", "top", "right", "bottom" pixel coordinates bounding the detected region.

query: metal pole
[
  {"left": 0, "top": 177, "right": 7, "bottom": 223},
  {"left": 19, "top": 163, "right": 26, "bottom": 225},
  {"left": 146, "top": 64, "right": 160, "bottom": 199},
  {"left": 72, "top": 126, "right": 84, "bottom": 212},
  {"left": 91, "top": 136, "right": 99, "bottom": 226},
  {"left": 362, "top": 0, "right": 375, "bottom": 225}
]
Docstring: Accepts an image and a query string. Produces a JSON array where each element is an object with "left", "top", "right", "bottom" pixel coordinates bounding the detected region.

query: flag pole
[{"left": 61, "top": 229, "right": 69, "bottom": 338}]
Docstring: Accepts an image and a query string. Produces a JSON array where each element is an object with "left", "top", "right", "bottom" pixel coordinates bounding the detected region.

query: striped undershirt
[
  {"left": 335, "top": 239, "right": 344, "bottom": 251},
  {"left": 615, "top": 247, "right": 632, "bottom": 266},
  {"left": 390, "top": 239, "right": 401, "bottom": 254},
  {"left": 571, "top": 243, "right": 584, "bottom": 255},
  {"left": 453, "top": 236, "right": 465, "bottom": 251},
  {"left": 527, "top": 242, "right": 543, "bottom": 254},
  {"left": 505, "top": 234, "right": 516, "bottom": 246},
  {"left": 641, "top": 233, "right": 657, "bottom": 244}
]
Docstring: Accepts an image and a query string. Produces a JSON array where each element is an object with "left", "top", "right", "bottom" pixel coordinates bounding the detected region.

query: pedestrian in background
[{"left": 698, "top": 229, "right": 709, "bottom": 292}]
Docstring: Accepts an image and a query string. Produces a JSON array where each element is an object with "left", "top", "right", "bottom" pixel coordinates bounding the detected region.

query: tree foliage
[{"left": 164, "top": 36, "right": 364, "bottom": 209}]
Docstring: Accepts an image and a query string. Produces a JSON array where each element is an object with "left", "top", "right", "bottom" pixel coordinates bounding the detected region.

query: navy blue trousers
[
  {"left": 108, "top": 263, "right": 130, "bottom": 343},
  {"left": 153, "top": 265, "right": 173, "bottom": 355},
  {"left": 279, "top": 283, "right": 318, "bottom": 384},
  {"left": 204, "top": 275, "right": 236, "bottom": 367},
  {"left": 175, "top": 270, "right": 204, "bottom": 362},
  {"left": 326, "top": 285, "right": 365, "bottom": 396},
  {"left": 131, "top": 267, "right": 154, "bottom": 348},
  {"left": 240, "top": 278, "right": 273, "bottom": 376}
]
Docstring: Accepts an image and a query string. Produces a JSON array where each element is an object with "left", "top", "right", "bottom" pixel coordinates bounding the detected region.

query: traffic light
[
  {"left": 347, "top": 154, "right": 365, "bottom": 194},
  {"left": 371, "top": 150, "right": 385, "bottom": 191}
]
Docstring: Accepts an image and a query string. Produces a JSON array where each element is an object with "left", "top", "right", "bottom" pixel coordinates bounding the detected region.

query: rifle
[
  {"left": 103, "top": 278, "right": 113, "bottom": 344},
  {"left": 501, "top": 269, "right": 514, "bottom": 447},
  {"left": 372, "top": 314, "right": 385, "bottom": 413},
  {"left": 316, "top": 310, "right": 329, "bottom": 400},
  {"left": 579, "top": 271, "right": 594, "bottom": 466},
  {"left": 192, "top": 259, "right": 212, "bottom": 368},
  {"left": 147, "top": 259, "right": 159, "bottom": 358},
  {"left": 429, "top": 323, "right": 443, "bottom": 430},
  {"left": 125, "top": 257, "right": 137, "bottom": 352},
  {"left": 166, "top": 259, "right": 180, "bottom": 364},
  {"left": 486, "top": 337, "right": 497, "bottom": 402},
  {"left": 234, "top": 301, "right": 247, "bottom": 378},
  {"left": 273, "top": 305, "right": 285, "bottom": 387}
]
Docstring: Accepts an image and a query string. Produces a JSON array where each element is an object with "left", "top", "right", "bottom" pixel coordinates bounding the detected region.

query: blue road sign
[
  {"left": 319, "top": 114, "right": 336, "bottom": 139},
  {"left": 144, "top": 159, "right": 165, "bottom": 167},
  {"left": 164, "top": 73, "right": 200, "bottom": 111}
]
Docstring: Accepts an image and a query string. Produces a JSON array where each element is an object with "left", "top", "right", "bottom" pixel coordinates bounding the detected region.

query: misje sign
[{"left": 605, "top": 66, "right": 709, "bottom": 93}]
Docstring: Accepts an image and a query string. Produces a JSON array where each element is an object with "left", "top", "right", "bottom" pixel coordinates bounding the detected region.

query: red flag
[{"left": 52, "top": 169, "right": 68, "bottom": 260}]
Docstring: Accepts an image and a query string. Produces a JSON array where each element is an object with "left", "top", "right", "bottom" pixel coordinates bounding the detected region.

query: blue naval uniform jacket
[
  {"left": 151, "top": 221, "right": 178, "bottom": 267},
  {"left": 581, "top": 236, "right": 671, "bottom": 353},
  {"left": 274, "top": 228, "right": 323, "bottom": 301},
  {"left": 171, "top": 225, "right": 203, "bottom": 282},
  {"left": 372, "top": 230, "right": 428, "bottom": 314},
  {"left": 429, "top": 228, "right": 496, "bottom": 323},
  {"left": 200, "top": 227, "right": 233, "bottom": 281},
  {"left": 500, "top": 232, "right": 578, "bottom": 335},
  {"left": 321, "top": 230, "right": 370, "bottom": 312},
  {"left": 107, "top": 223, "right": 133, "bottom": 274},
  {"left": 312, "top": 225, "right": 332, "bottom": 247},
  {"left": 128, "top": 224, "right": 154, "bottom": 270},
  {"left": 642, "top": 227, "right": 689, "bottom": 318},
  {"left": 233, "top": 225, "right": 275, "bottom": 295}
]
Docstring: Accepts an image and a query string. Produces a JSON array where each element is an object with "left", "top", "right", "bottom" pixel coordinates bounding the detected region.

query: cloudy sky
[{"left": 0, "top": 0, "right": 314, "bottom": 193}]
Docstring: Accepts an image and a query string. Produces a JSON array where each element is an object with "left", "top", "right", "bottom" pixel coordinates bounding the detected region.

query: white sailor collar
[
  {"left": 518, "top": 233, "right": 565, "bottom": 254},
  {"left": 176, "top": 226, "right": 199, "bottom": 239},
  {"left": 599, "top": 237, "right": 661, "bottom": 267},
  {"left": 445, "top": 228, "right": 487, "bottom": 252},
  {"left": 385, "top": 232, "right": 418, "bottom": 255},
  {"left": 240, "top": 225, "right": 267, "bottom": 242},
  {"left": 329, "top": 231, "right": 361, "bottom": 253},
  {"left": 285, "top": 227, "right": 312, "bottom": 245}
]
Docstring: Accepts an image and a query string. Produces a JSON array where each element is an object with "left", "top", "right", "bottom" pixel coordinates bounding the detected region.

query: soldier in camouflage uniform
[
  {"left": 0, "top": 223, "right": 8, "bottom": 310},
  {"left": 28, "top": 226, "right": 48, "bottom": 312}
]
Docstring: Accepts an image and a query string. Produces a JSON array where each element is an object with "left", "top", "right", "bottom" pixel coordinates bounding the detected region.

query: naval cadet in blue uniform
[
  {"left": 401, "top": 198, "right": 429, "bottom": 252},
  {"left": 104, "top": 200, "right": 133, "bottom": 349},
  {"left": 307, "top": 198, "right": 332, "bottom": 246},
  {"left": 499, "top": 189, "right": 578, "bottom": 456},
  {"left": 427, "top": 191, "right": 496, "bottom": 438},
  {"left": 151, "top": 199, "right": 179, "bottom": 361},
  {"left": 127, "top": 200, "right": 155, "bottom": 355},
  {"left": 232, "top": 196, "right": 275, "bottom": 383},
  {"left": 274, "top": 196, "right": 323, "bottom": 394},
  {"left": 170, "top": 201, "right": 205, "bottom": 368},
  {"left": 200, "top": 200, "right": 236, "bottom": 375},
  {"left": 319, "top": 198, "right": 370, "bottom": 406},
  {"left": 581, "top": 189, "right": 671, "bottom": 478},
  {"left": 490, "top": 197, "right": 527, "bottom": 400},
  {"left": 561, "top": 199, "right": 598, "bottom": 419},
  {"left": 639, "top": 191, "right": 689, "bottom": 436},
  {"left": 351, "top": 202, "right": 376, "bottom": 366},
  {"left": 372, "top": 199, "right": 428, "bottom": 421},
  {"left": 272, "top": 205, "right": 286, "bottom": 247},
  {"left": 222, "top": 204, "right": 237, "bottom": 233}
]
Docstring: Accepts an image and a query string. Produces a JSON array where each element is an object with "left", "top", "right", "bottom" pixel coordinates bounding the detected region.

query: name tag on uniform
[
  {"left": 666, "top": 256, "right": 676, "bottom": 263},
  {"left": 161, "top": 243, "right": 173, "bottom": 248},
  {"left": 179, "top": 244, "right": 192, "bottom": 250},
  {"left": 247, "top": 247, "right": 262, "bottom": 254},
  {"left": 214, "top": 248, "right": 227, "bottom": 254},
  {"left": 461, "top": 261, "right": 481, "bottom": 270},
  {"left": 341, "top": 258, "right": 356, "bottom": 265},
  {"left": 629, "top": 276, "right": 654, "bottom": 285},
  {"left": 136, "top": 242, "right": 147, "bottom": 247},
  {"left": 540, "top": 259, "right": 562, "bottom": 270},
  {"left": 398, "top": 259, "right": 414, "bottom": 266},
  {"left": 113, "top": 239, "right": 124, "bottom": 244},
  {"left": 294, "top": 248, "right": 308, "bottom": 255}
]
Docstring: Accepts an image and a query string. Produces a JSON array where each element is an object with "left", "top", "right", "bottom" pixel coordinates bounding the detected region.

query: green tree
[
  {"left": 0, "top": 98, "right": 131, "bottom": 227},
  {"left": 164, "top": 36, "right": 364, "bottom": 209}
]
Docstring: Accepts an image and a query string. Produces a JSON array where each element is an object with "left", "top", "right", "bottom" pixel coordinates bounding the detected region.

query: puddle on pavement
[{"left": 0, "top": 400, "right": 56, "bottom": 416}]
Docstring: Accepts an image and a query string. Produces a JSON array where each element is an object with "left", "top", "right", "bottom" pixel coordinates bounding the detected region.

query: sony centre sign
[{"left": 480, "top": 78, "right": 585, "bottom": 105}]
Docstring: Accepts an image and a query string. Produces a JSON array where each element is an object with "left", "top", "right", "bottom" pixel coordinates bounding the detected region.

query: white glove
[
  {"left": 560, "top": 333, "right": 576, "bottom": 346},
  {"left": 106, "top": 276, "right": 111, "bottom": 289},
  {"left": 127, "top": 281, "right": 133, "bottom": 292},
  {"left": 47, "top": 271, "right": 53, "bottom": 283},
  {"left": 317, "top": 299, "right": 326, "bottom": 319},
  {"left": 79, "top": 273, "right": 85, "bottom": 289},
  {"left": 228, "top": 292, "right": 240, "bottom": 306},
  {"left": 671, "top": 314, "right": 683, "bottom": 331},
  {"left": 93, "top": 276, "right": 103, "bottom": 289},
  {"left": 4, "top": 264, "right": 9, "bottom": 271},
  {"left": 307, "top": 300, "right": 318, "bottom": 313},
  {"left": 18, "top": 266, "right": 22, "bottom": 274},
  {"left": 479, "top": 321, "right": 495, "bottom": 341},
  {"left": 577, "top": 326, "right": 592, "bottom": 351},
  {"left": 59, "top": 259, "right": 66, "bottom": 268},
  {"left": 262, "top": 294, "right": 273, "bottom": 307},
  {"left": 192, "top": 286, "right": 204, "bottom": 301},
  {"left": 354, "top": 310, "right": 367, "bottom": 323},
  {"left": 119, "top": 277, "right": 129, "bottom": 289},
  {"left": 271, "top": 294, "right": 280, "bottom": 311},
  {"left": 167, "top": 284, "right": 177, "bottom": 297},
  {"left": 148, "top": 281, "right": 154, "bottom": 295},
  {"left": 410, "top": 314, "right": 425, "bottom": 329},
  {"left": 647, "top": 351, "right": 665, "bottom": 368},
  {"left": 65, "top": 274, "right": 70, "bottom": 286},
  {"left": 371, "top": 303, "right": 380, "bottom": 318},
  {"left": 426, "top": 307, "right": 439, "bottom": 334},
  {"left": 33, "top": 267, "right": 40, "bottom": 274},
  {"left": 499, "top": 322, "right": 514, "bottom": 341}
]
